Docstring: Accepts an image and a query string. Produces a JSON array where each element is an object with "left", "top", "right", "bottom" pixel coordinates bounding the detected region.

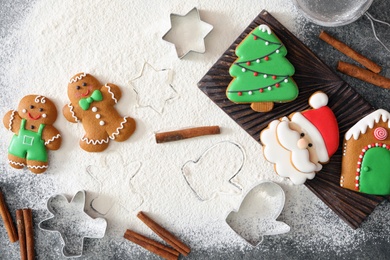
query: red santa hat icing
[{"left": 291, "top": 92, "right": 339, "bottom": 163}]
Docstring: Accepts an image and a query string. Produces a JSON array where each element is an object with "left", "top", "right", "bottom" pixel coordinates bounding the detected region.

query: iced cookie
[
  {"left": 260, "top": 92, "right": 339, "bottom": 184},
  {"left": 63, "top": 73, "right": 136, "bottom": 152},
  {"left": 341, "top": 109, "right": 390, "bottom": 195},
  {"left": 227, "top": 24, "right": 299, "bottom": 112},
  {"left": 3, "top": 95, "right": 62, "bottom": 174}
]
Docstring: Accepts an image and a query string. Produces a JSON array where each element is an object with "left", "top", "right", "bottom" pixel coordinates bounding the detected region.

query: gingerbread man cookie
[
  {"left": 63, "top": 73, "right": 136, "bottom": 152},
  {"left": 3, "top": 95, "right": 62, "bottom": 174}
]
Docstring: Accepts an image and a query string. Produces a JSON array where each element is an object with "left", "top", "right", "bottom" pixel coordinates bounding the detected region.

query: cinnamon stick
[
  {"left": 16, "top": 209, "right": 27, "bottom": 260},
  {"left": 155, "top": 126, "right": 220, "bottom": 143},
  {"left": 124, "top": 230, "right": 178, "bottom": 260},
  {"left": 0, "top": 189, "right": 18, "bottom": 243},
  {"left": 137, "top": 211, "right": 191, "bottom": 256},
  {"left": 337, "top": 61, "right": 390, "bottom": 89},
  {"left": 22, "top": 208, "right": 34, "bottom": 260},
  {"left": 320, "top": 31, "right": 381, "bottom": 73}
]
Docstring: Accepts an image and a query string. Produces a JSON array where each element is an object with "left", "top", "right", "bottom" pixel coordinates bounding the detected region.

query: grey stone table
[{"left": 0, "top": 0, "right": 389, "bottom": 259}]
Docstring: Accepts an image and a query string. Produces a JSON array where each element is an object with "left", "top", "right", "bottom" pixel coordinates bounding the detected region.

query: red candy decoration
[
  {"left": 254, "top": 72, "right": 258, "bottom": 76},
  {"left": 264, "top": 56, "right": 269, "bottom": 61},
  {"left": 272, "top": 75, "right": 277, "bottom": 80},
  {"left": 246, "top": 61, "right": 251, "bottom": 66},
  {"left": 254, "top": 35, "right": 258, "bottom": 40},
  {"left": 275, "top": 83, "right": 280, "bottom": 88},
  {"left": 259, "top": 89, "right": 264, "bottom": 93},
  {"left": 238, "top": 92, "right": 242, "bottom": 96}
]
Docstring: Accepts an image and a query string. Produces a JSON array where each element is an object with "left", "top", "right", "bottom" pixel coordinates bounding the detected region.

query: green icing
[
  {"left": 227, "top": 26, "right": 298, "bottom": 104},
  {"left": 8, "top": 119, "right": 48, "bottom": 162},
  {"left": 360, "top": 147, "right": 390, "bottom": 195}
]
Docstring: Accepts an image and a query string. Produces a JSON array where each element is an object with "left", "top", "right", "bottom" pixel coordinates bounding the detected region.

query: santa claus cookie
[
  {"left": 260, "top": 92, "right": 339, "bottom": 184},
  {"left": 3, "top": 95, "right": 62, "bottom": 174},
  {"left": 341, "top": 109, "right": 390, "bottom": 195},
  {"left": 63, "top": 73, "right": 136, "bottom": 152}
]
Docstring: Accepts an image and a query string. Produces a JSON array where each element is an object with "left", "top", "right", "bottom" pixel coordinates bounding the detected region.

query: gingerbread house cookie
[{"left": 341, "top": 109, "right": 390, "bottom": 195}]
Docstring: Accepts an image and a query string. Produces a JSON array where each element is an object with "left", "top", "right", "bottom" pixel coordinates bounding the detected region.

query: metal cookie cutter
[
  {"left": 162, "top": 7, "right": 213, "bottom": 59},
  {"left": 39, "top": 190, "right": 107, "bottom": 257},
  {"left": 225, "top": 181, "right": 290, "bottom": 246}
]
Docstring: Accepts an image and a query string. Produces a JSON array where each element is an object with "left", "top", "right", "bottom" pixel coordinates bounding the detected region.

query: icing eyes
[
  {"left": 76, "top": 86, "right": 81, "bottom": 90},
  {"left": 308, "top": 143, "right": 313, "bottom": 147},
  {"left": 39, "top": 108, "right": 44, "bottom": 112},
  {"left": 30, "top": 105, "right": 34, "bottom": 109},
  {"left": 82, "top": 82, "right": 87, "bottom": 86},
  {"left": 300, "top": 133, "right": 305, "bottom": 137}
]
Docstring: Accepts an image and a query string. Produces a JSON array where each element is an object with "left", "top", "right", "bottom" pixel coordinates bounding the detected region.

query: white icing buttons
[
  {"left": 22, "top": 109, "right": 27, "bottom": 113},
  {"left": 92, "top": 106, "right": 97, "bottom": 112},
  {"left": 95, "top": 114, "right": 101, "bottom": 119},
  {"left": 42, "top": 113, "right": 47, "bottom": 118},
  {"left": 99, "top": 120, "right": 105, "bottom": 126}
]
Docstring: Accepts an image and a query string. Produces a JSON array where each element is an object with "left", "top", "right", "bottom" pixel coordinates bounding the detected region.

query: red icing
[
  {"left": 28, "top": 112, "right": 41, "bottom": 120},
  {"left": 246, "top": 61, "right": 251, "bottom": 66},
  {"left": 254, "top": 72, "right": 258, "bottom": 76},
  {"left": 238, "top": 92, "right": 242, "bottom": 96},
  {"left": 275, "top": 83, "right": 280, "bottom": 88},
  {"left": 272, "top": 75, "right": 277, "bottom": 80},
  {"left": 259, "top": 89, "right": 264, "bottom": 93},
  {"left": 264, "top": 56, "right": 269, "bottom": 61},
  {"left": 81, "top": 89, "right": 90, "bottom": 97},
  {"left": 374, "top": 127, "right": 387, "bottom": 140},
  {"left": 253, "top": 35, "right": 258, "bottom": 40}
]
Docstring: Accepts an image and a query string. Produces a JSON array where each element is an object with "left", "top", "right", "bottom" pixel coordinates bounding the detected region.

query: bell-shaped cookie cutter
[
  {"left": 162, "top": 7, "right": 213, "bottom": 59},
  {"left": 225, "top": 181, "right": 290, "bottom": 246},
  {"left": 39, "top": 190, "right": 107, "bottom": 258}
]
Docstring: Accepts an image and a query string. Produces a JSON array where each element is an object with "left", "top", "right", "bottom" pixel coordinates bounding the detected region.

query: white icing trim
[
  {"left": 69, "top": 72, "right": 86, "bottom": 84},
  {"left": 109, "top": 117, "right": 127, "bottom": 139},
  {"left": 34, "top": 95, "right": 46, "bottom": 103},
  {"left": 81, "top": 136, "right": 110, "bottom": 145},
  {"left": 67, "top": 103, "right": 79, "bottom": 122},
  {"left": 9, "top": 160, "right": 25, "bottom": 167},
  {"left": 8, "top": 110, "right": 16, "bottom": 131},
  {"left": 259, "top": 24, "right": 271, "bottom": 35},
  {"left": 27, "top": 164, "right": 48, "bottom": 169},
  {"left": 45, "top": 134, "right": 61, "bottom": 145},
  {"left": 291, "top": 112, "right": 329, "bottom": 162},
  {"left": 104, "top": 84, "right": 118, "bottom": 103},
  {"left": 345, "top": 109, "right": 390, "bottom": 141}
]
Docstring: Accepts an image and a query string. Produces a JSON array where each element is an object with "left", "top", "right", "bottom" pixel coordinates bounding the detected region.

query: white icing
[
  {"left": 42, "top": 113, "right": 47, "bottom": 118},
  {"left": 22, "top": 109, "right": 27, "bottom": 113},
  {"left": 261, "top": 120, "right": 315, "bottom": 185},
  {"left": 345, "top": 109, "right": 390, "bottom": 140},
  {"left": 8, "top": 160, "right": 25, "bottom": 167},
  {"left": 259, "top": 24, "right": 271, "bottom": 35},
  {"left": 92, "top": 106, "right": 97, "bottom": 112},
  {"left": 67, "top": 103, "right": 79, "bottom": 122},
  {"left": 308, "top": 92, "right": 328, "bottom": 109},
  {"left": 99, "top": 120, "right": 105, "bottom": 126},
  {"left": 96, "top": 114, "right": 101, "bottom": 119},
  {"left": 109, "top": 117, "right": 127, "bottom": 139},
  {"left": 69, "top": 72, "right": 86, "bottom": 83},
  {"left": 34, "top": 95, "right": 46, "bottom": 104},
  {"left": 104, "top": 84, "right": 118, "bottom": 103},
  {"left": 81, "top": 136, "right": 110, "bottom": 145},
  {"left": 8, "top": 110, "right": 16, "bottom": 131},
  {"left": 27, "top": 164, "right": 48, "bottom": 169},
  {"left": 44, "top": 134, "right": 61, "bottom": 145}
]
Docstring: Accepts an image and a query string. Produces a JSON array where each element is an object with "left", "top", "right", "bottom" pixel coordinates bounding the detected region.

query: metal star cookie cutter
[
  {"left": 39, "top": 190, "right": 107, "bottom": 258},
  {"left": 162, "top": 7, "right": 213, "bottom": 59},
  {"left": 225, "top": 181, "right": 290, "bottom": 246}
]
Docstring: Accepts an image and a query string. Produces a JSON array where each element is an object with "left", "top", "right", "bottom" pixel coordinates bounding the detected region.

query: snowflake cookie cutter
[
  {"left": 225, "top": 181, "right": 290, "bottom": 246},
  {"left": 162, "top": 7, "right": 213, "bottom": 59},
  {"left": 130, "top": 62, "right": 179, "bottom": 114},
  {"left": 39, "top": 190, "right": 107, "bottom": 258},
  {"left": 181, "top": 141, "right": 245, "bottom": 201}
]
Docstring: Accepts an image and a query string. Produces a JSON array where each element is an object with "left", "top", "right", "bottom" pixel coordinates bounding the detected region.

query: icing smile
[
  {"left": 28, "top": 112, "right": 41, "bottom": 120},
  {"left": 81, "top": 89, "right": 90, "bottom": 97}
]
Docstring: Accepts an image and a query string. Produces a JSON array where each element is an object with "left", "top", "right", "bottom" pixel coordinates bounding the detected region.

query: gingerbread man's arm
[
  {"left": 3, "top": 110, "right": 22, "bottom": 134},
  {"left": 62, "top": 103, "right": 80, "bottom": 123},
  {"left": 42, "top": 125, "right": 62, "bottom": 150},
  {"left": 101, "top": 83, "right": 122, "bottom": 105}
]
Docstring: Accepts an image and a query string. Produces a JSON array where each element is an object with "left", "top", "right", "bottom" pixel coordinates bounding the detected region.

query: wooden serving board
[{"left": 198, "top": 10, "right": 388, "bottom": 229}]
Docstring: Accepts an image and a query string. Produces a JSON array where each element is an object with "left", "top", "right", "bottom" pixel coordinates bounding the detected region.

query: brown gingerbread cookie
[
  {"left": 3, "top": 95, "right": 62, "bottom": 174},
  {"left": 341, "top": 109, "right": 390, "bottom": 195},
  {"left": 63, "top": 73, "right": 136, "bottom": 152}
]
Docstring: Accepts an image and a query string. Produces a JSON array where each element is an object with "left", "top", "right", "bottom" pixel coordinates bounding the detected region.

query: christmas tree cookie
[
  {"left": 341, "top": 109, "right": 390, "bottom": 195},
  {"left": 227, "top": 24, "right": 299, "bottom": 112}
]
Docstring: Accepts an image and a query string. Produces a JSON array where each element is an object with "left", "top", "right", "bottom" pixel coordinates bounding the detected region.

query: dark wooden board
[{"left": 198, "top": 10, "right": 387, "bottom": 229}]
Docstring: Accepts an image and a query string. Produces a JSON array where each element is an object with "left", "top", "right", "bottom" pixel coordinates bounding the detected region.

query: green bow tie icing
[{"left": 79, "top": 90, "right": 103, "bottom": 110}]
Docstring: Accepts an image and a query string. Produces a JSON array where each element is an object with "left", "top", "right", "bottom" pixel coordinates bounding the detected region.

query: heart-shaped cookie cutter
[
  {"left": 225, "top": 181, "right": 290, "bottom": 246},
  {"left": 39, "top": 190, "right": 107, "bottom": 257}
]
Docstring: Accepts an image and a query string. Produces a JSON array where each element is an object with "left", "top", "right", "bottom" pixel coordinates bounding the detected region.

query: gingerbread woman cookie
[
  {"left": 63, "top": 73, "right": 136, "bottom": 152},
  {"left": 3, "top": 95, "right": 62, "bottom": 174}
]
